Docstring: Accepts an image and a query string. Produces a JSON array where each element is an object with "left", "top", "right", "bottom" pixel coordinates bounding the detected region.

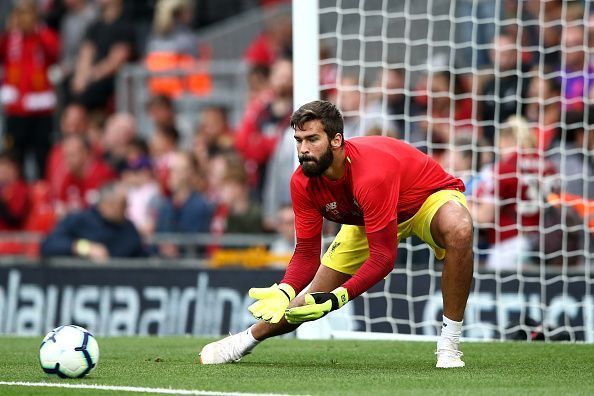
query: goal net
[{"left": 296, "top": 0, "right": 594, "bottom": 342}]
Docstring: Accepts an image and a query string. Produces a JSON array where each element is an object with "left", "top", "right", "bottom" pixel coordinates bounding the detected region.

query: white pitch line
[{"left": 0, "top": 381, "right": 307, "bottom": 396}]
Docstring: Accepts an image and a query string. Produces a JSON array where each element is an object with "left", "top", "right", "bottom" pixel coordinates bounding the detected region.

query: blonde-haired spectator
[{"left": 470, "top": 116, "right": 557, "bottom": 270}]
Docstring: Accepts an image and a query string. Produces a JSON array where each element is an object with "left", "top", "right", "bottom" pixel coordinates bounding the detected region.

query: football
[{"left": 39, "top": 325, "right": 99, "bottom": 378}]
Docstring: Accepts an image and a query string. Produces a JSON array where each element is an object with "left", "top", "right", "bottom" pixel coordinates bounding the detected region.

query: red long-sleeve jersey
[{"left": 281, "top": 136, "right": 464, "bottom": 299}]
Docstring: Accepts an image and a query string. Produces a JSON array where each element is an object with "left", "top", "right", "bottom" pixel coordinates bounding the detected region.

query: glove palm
[{"left": 248, "top": 283, "right": 295, "bottom": 323}]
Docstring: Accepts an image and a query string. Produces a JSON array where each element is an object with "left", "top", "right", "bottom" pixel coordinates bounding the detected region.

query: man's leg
[
  {"left": 430, "top": 201, "right": 473, "bottom": 322},
  {"left": 430, "top": 200, "right": 473, "bottom": 368},
  {"left": 200, "top": 265, "right": 350, "bottom": 364}
]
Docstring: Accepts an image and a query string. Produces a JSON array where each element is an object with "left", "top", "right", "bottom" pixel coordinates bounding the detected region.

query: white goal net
[{"left": 297, "top": 0, "right": 594, "bottom": 342}]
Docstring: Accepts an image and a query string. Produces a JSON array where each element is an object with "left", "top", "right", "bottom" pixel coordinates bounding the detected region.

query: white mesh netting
[{"left": 315, "top": 0, "right": 594, "bottom": 341}]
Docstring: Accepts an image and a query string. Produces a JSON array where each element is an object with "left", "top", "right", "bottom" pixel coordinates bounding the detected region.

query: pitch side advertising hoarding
[{"left": 0, "top": 265, "right": 592, "bottom": 341}]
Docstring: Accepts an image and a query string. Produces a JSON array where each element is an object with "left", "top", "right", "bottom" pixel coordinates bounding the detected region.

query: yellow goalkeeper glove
[
  {"left": 284, "top": 287, "right": 349, "bottom": 324},
  {"left": 248, "top": 283, "right": 296, "bottom": 323}
]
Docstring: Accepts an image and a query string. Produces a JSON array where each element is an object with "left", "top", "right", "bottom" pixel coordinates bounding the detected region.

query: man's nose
[{"left": 299, "top": 142, "right": 310, "bottom": 154}]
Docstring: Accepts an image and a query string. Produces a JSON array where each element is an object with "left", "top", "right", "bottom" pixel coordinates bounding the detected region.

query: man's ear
[{"left": 331, "top": 133, "right": 343, "bottom": 148}]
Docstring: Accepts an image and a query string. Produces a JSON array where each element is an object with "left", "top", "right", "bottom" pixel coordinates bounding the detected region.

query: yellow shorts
[{"left": 321, "top": 189, "right": 468, "bottom": 275}]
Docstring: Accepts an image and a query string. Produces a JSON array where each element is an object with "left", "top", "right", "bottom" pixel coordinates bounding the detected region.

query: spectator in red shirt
[
  {"left": 150, "top": 124, "right": 180, "bottom": 195},
  {"left": 0, "top": 0, "right": 60, "bottom": 179},
  {"left": 56, "top": 135, "right": 116, "bottom": 216},
  {"left": 0, "top": 151, "right": 29, "bottom": 230},
  {"left": 46, "top": 103, "right": 90, "bottom": 197},
  {"left": 235, "top": 58, "right": 293, "bottom": 196},
  {"left": 244, "top": 12, "right": 291, "bottom": 67},
  {"left": 471, "top": 116, "right": 558, "bottom": 270}
]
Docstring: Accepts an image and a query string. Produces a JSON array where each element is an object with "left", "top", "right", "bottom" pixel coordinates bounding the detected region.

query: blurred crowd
[{"left": 0, "top": 0, "right": 593, "bottom": 270}]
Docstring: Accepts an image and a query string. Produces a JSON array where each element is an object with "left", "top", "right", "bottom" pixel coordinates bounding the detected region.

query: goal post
[{"left": 292, "top": 0, "right": 594, "bottom": 342}]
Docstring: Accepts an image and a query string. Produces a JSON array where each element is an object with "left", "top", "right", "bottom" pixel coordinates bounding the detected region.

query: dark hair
[
  {"left": 128, "top": 137, "right": 149, "bottom": 155},
  {"left": 290, "top": 100, "right": 344, "bottom": 145},
  {"left": 432, "top": 70, "right": 466, "bottom": 96},
  {"left": 203, "top": 105, "right": 228, "bottom": 120},
  {"left": 146, "top": 94, "right": 173, "bottom": 110},
  {"left": 157, "top": 125, "right": 180, "bottom": 144},
  {"left": 0, "top": 150, "right": 21, "bottom": 168}
]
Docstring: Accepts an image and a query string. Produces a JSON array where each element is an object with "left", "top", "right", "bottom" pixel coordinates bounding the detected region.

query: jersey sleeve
[
  {"left": 291, "top": 173, "right": 323, "bottom": 239},
  {"left": 355, "top": 170, "right": 400, "bottom": 233},
  {"left": 342, "top": 219, "right": 398, "bottom": 299}
]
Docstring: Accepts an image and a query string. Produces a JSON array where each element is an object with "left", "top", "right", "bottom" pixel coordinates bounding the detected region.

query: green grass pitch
[{"left": 1, "top": 336, "right": 593, "bottom": 395}]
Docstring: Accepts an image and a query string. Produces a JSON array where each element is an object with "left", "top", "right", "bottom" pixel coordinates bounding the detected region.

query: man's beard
[{"left": 299, "top": 145, "right": 334, "bottom": 178}]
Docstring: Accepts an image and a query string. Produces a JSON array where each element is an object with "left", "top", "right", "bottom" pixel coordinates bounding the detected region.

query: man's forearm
[
  {"left": 281, "top": 235, "right": 322, "bottom": 294},
  {"left": 342, "top": 220, "right": 398, "bottom": 299}
]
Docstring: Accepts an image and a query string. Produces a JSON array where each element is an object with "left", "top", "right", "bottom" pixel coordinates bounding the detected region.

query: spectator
[
  {"left": 146, "top": 94, "right": 176, "bottom": 131},
  {"left": 70, "top": 0, "right": 134, "bottom": 110},
  {"left": 362, "top": 69, "right": 402, "bottom": 136},
  {"left": 525, "top": 68, "right": 562, "bottom": 151},
  {"left": 479, "top": 32, "right": 530, "bottom": 144},
  {"left": 0, "top": 151, "right": 29, "bottom": 230},
  {"left": 548, "top": 108, "right": 594, "bottom": 199},
  {"left": 41, "top": 182, "right": 146, "bottom": 260},
  {"left": 146, "top": 94, "right": 193, "bottom": 148},
  {"left": 150, "top": 124, "right": 180, "bottom": 195},
  {"left": 244, "top": 11, "right": 291, "bottom": 67},
  {"left": 235, "top": 58, "right": 293, "bottom": 195},
  {"left": 470, "top": 116, "right": 558, "bottom": 270},
  {"left": 101, "top": 112, "right": 136, "bottom": 173},
  {"left": 559, "top": 25, "right": 593, "bottom": 112},
  {"left": 246, "top": 64, "right": 270, "bottom": 102},
  {"left": 589, "top": 14, "right": 594, "bottom": 55},
  {"left": 46, "top": 103, "right": 90, "bottom": 197},
  {"left": 524, "top": 0, "right": 562, "bottom": 69},
  {"left": 455, "top": 0, "right": 501, "bottom": 69},
  {"left": 192, "top": 106, "right": 234, "bottom": 169},
  {"left": 145, "top": 0, "right": 209, "bottom": 98},
  {"left": 332, "top": 74, "right": 364, "bottom": 138},
  {"left": 147, "top": 0, "right": 197, "bottom": 57},
  {"left": 422, "top": 71, "right": 473, "bottom": 144},
  {"left": 268, "top": 204, "right": 295, "bottom": 261},
  {"left": 261, "top": 127, "right": 294, "bottom": 230},
  {"left": 0, "top": 0, "right": 60, "bottom": 179},
  {"left": 87, "top": 111, "right": 107, "bottom": 154},
  {"left": 56, "top": 135, "right": 116, "bottom": 216},
  {"left": 56, "top": 0, "right": 98, "bottom": 88},
  {"left": 211, "top": 165, "right": 265, "bottom": 237},
  {"left": 154, "top": 151, "right": 212, "bottom": 258},
  {"left": 439, "top": 135, "right": 485, "bottom": 198},
  {"left": 319, "top": 42, "right": 337, "bottom": 101},
  {"left": 205, "top": 151, "right": 241, "bottom": 204},
  {"left": 121, "top": 154, "right": 159, "bottom": 239}
]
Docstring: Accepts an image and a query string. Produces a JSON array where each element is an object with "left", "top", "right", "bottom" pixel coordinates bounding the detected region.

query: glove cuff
[
  {"left": 278, "top": 283, "right": 296, "bottom": 301},
  {"left": 332, "top": 287, "right": 349, "bottom": 309}
]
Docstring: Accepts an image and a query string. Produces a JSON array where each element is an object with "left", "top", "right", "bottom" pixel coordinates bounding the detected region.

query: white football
[{"left": 39, "top": 325, "right": 100, "bottom": 378}]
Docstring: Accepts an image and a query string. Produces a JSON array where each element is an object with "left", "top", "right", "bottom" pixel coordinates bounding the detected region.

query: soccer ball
[{"left": 39, "top": 325, "right": 99, "bottom": 378}]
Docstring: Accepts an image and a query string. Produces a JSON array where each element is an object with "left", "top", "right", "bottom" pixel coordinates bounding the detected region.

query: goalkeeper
[{"left": 200, "top": 100, "right": 473, "bottom": 368}]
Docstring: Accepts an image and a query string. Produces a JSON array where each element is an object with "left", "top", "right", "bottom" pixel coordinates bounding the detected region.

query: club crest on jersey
[{"left": 325, "top": 202, "right": 337, "bottom": 211}]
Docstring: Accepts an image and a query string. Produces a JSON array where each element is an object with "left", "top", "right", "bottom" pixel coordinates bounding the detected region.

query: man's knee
[
  {"left": 444, "top": 214, "right": 473, "bottom": 250},
  {"left": 435, "top": 203, "right": 473, "bottom": 250}
]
